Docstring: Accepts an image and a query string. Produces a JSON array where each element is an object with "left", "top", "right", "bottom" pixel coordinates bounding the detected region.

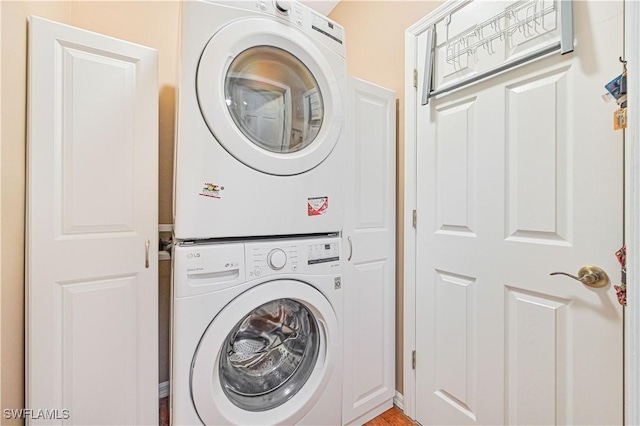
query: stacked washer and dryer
[{"left": 171, "top": 1, "right": 347, "bottom": 425}]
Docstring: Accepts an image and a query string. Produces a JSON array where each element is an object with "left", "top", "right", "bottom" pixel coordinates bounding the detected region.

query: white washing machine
[
  {"left": 171, "top": 236, "right": 343, "bottom": 425},
  {"left": 174, "top": 0, "right": 346, "bottom": 240}
]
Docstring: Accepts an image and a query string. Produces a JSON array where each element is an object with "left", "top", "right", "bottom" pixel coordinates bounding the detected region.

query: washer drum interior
[{"left": 219, "top": 298, "right": 320, "bottom": 411}]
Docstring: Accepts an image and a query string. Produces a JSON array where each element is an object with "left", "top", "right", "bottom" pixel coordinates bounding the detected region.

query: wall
[
  {"left": 1, "top": 2, "right": 72, "bottom": 421},
  {"left": 0, "top": 0, "right": 3, "bottom": 410},
  {"left": 329, "top": 0, "right": 442, "bottom": 395}
]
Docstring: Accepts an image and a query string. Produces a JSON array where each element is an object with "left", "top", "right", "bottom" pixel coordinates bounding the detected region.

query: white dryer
[
  {"left": 174, "top": 0, "right": 346, "bottom": 240},
  {"left": 171, "top": 236, "right": 343, "bottom": 425}
]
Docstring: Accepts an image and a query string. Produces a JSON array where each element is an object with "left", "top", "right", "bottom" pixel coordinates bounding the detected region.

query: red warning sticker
[{"left": 308, "top": 197, "right": 328, "bottom": 216}]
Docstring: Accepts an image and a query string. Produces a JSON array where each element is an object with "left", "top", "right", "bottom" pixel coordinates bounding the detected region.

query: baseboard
[
  {"left": 158, "top": 224, "right": 173, "bottom": 233},
  {"left": 393, "top": 391, "right": 404, "bottom": 411},
  {"left": 159, "top": 381, "right": 170, "bottom": 399}
]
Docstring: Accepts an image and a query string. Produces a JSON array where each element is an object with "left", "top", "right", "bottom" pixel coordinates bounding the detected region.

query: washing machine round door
[
  {"left": 197, "top": 18, "right": 343, "bottom": 176},
  {"left": 190, "top": 280, "right": 339, "bottom": 425}
]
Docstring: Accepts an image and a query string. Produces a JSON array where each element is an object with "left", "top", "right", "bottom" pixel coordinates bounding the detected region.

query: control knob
[
  {"left": 275, "top": 0, "right": 292, "bottom": 14},
  {"left": 267, "top": 248, "right": 287, "bottom": 270}
]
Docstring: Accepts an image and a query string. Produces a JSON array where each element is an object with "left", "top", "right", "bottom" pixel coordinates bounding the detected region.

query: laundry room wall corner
[
  {"left": 158, "top": 256, "right": 172, "bottom": 384},
  {"left": 158, "top": 85, "right": 176, "bottom": 227},
  {"left": 157, "top": 84, "right": 176, "bottom": 383},
  {"left": 329, "top": 0, "right": 442, "bottom": 396}
]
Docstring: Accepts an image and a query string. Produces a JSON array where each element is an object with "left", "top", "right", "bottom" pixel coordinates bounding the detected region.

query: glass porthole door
[
  {"left": 197, "top": 18, "right": 343, "bottom": 176},
  {"left": 220, "top": 299, "right": 320, "bottom": 411},
  {"left": 225, "top": 47, "right": 323, "bottom": 155},
  {"left": 190, "top": 280, "right": 338, "bottom": 425}
]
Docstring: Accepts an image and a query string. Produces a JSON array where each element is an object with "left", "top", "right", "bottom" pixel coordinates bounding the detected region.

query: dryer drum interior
[{"left": 219, "top": 298, "right": 320, "bottom": 411}]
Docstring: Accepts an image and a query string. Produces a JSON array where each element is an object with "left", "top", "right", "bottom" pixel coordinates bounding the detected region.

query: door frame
[
  {"left": 623, "top": 0, "right": 640, "bottom": 423},
  {"left": 403, "top": 1, "right": 640, "bottom": 423}
]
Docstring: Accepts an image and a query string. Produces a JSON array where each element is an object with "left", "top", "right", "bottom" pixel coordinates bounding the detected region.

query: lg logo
[{"left": 186, "top": 252, "right": 201, "bottom": 259}]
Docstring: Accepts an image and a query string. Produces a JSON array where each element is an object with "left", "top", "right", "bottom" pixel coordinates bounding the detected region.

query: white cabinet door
[
  {"left": 27, "top": 16, "right": 158, "bottom": 425},
  {"left": 343, "top": 77, "right": 396, "bottom": 425}
]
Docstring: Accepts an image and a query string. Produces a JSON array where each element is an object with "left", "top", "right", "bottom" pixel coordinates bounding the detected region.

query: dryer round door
[
  {"left": 190, "top": 280, "right": 339, "bottom": 425},
  {"left": 197, "top": 18, "right": 343, "bottom": 176}
]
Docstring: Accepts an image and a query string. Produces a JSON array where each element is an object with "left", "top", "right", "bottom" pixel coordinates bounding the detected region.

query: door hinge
[
  {"left": 412, "top": 209, "right": 417, "bottom": 228},
  {"left": 413, "top": 69, "right": 418, "bottom": 89},
  {"left": 412, "top": 350, "right": 416, "bottom": 369}
]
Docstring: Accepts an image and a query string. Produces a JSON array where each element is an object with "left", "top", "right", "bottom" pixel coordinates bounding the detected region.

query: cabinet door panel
[
  {"left": 343, "top": 77, "right": 396, "bottom": 425},
  {"left": 27, "top": 16, "right": 158, "bottom": 425}
]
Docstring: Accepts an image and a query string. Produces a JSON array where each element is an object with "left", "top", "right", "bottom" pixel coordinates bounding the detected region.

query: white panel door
[
  {"left": 27, "top": 16, "right": 158, "bottom": 425},
  {"left": 414, "top": 2, "right": 623, "bottom": 425},
  {"left": 239, "top": 87, "right": 287, "bottom": 149},
  {"left": 343, "top": 77, "right": 396, "bottom": 425}
]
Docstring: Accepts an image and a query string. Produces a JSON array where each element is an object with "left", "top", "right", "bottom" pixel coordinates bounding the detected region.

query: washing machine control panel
[
  {"left": 246, "top": 237, "right": 341, "bottom": 278},
  {"left": 174, "top": 238, "right": 341, "bottom": 296},
  {"left": 307, "top": 241, "right": 340, "bottom": 265}
]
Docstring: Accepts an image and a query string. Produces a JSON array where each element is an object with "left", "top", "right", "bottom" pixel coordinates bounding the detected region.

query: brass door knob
[{"left": 550, "top": 266, "right": 609, "bottom": 288}]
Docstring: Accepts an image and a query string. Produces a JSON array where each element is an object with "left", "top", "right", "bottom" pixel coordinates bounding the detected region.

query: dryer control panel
[{"left": 250, "top": 0, "right": 345, "bottom": 55}]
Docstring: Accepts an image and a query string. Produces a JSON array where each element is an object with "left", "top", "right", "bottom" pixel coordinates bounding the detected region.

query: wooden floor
[
  {"left": 364, "top": 407, "right": 415, "bottom": 426},
  {"left": 159, "top": 398, "right": 413, "bottom": 426},
  {"left": 160, "top": 397, "right": 169, "bottom": 426}
]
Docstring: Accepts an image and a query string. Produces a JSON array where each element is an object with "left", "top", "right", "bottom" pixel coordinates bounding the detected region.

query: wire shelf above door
[
  {"left": 444, "top": 0, "right": 557, "bottom": 65},
  {"left": 421, "top": 0, "right": 574, "bottom": 105}
]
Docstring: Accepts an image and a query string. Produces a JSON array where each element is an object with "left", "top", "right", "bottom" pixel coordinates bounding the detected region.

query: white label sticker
[{"left": 199, "top": 183, "right": 223, "bottom": 199}]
